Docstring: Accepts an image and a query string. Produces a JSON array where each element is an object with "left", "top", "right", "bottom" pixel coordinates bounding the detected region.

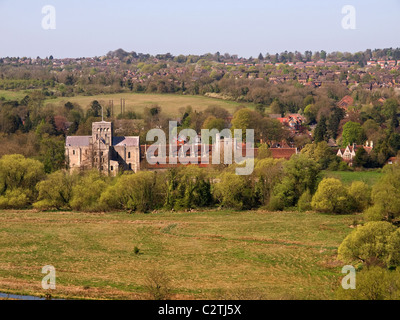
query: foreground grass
[{"left": 0, "top": 210, "right": 355, "bottom": 300}]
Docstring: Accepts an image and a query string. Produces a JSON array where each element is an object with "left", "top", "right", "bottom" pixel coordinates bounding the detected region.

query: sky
[{"left": 0, "top": 0, "right": 399, "bottom": 58}]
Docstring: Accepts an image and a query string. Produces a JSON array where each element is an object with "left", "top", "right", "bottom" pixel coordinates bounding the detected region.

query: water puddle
[{"left": 0, "top": 292, "right": 62, "bottom": 300}]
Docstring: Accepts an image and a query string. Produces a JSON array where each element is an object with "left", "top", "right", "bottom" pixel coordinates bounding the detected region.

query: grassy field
[
  {"left": 0, "top": 90, "right": 259, "bottom": 116},
  {"left": 0, "top": 90, "right": 29, "bottom": 101},
  {"left": 44, "top": 93, "right": 257, "bottom": 117},
  {"left": 0, "top": 210, "right": 356, "bottom": 300},
  {"left": 323, "top": 170, "right": 383, "bottom": 187}
]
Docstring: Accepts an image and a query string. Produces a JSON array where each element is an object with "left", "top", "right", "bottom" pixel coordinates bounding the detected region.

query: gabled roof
[
  {"left": 112, "top": 137, "right": 140, "bottom": 147},
  {"left": 337, "top": 95, "right": 354, "bottom": 110},
  {"left": 66, "top": 136, "right": 90, "bottom": 147},
  {"left": 66, "top": 136, "right": 140, "bottom": 147}
]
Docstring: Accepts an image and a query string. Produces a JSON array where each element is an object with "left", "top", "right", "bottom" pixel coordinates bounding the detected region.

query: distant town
[{"left": 2, "top": 48, "right": 400, "bottom": 92}]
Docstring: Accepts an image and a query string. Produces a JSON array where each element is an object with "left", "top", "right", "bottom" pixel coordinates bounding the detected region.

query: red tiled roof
[
  {"left": 337, "top": 95, "right": 354, "bottom": 110},
  {"left": 270, "top": 148, "right": 297, "bottom": 160}
]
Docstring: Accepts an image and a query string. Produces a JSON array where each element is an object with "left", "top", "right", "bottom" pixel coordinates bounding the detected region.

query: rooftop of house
[
  {"left": 270, "top": 148, "right": 297, "bottom": 160},
  {"left": 337, "top": 95, "right": 354, "bottom": 109}
]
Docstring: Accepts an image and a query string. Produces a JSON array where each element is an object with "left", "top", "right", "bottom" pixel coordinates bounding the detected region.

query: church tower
[
  {"left": 92, "top": 121, "right": 113, "bottom": 146},
  {"left": 91, "top": 121, "right": 113, "bottom": 172}
]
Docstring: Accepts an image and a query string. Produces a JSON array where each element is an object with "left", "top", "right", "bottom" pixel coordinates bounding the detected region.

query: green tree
[
  {"left": 313, "top": 116, "right": 328, "bottom": 143},
  {"left": 353, "top": 148, "right": 369, "bottom": 168},
  {"left": 348, "top": 181, "right": 371, "bottom": 212},
  {"left": 100, "top": 171, "right": 164, "bottom": 213},
  {"left": 338, "top": 221, "right": 397, "bottom": 267},
  {"left": 271, "top": 155, "right": 320, "bottom": 209},
  {"left": 327, "top": 107, "right": 345, "bottom": 139},
  {"left": 38, "top": 135, "right": 66, "bottom": 173},
  {"left": 87, "top": 100, "right": 102, "bottom": 118},
  {"left": 164, "top": 166, "right": 212, "bottom": 211},
  {"left": 0, "top": 154, "right": 45, "bottom": 208},
  {"left": 311, "top": 178, "right": 351, "bottom": 214},
  {"left": 303, "top": 104, "right": 318, "bottom": 124},
  {"left": 254, "top": 158, "right": 284, "bottom": 207},
  {"left": 336, "top": 267, "right": 400, "bottom": 300},
  {"left": 257, "top": 144, "right": 272, "bottom": 159},
  {"left": 203, "top": 116, "right": 225, "bottom": 132},
  {"left": 231, "top": 108, "right": 258, "bottom": 140},
  {"left": 301, "top": 141, "right": 339, "bottom": 170},
  {"left": 214, "top": 172, "right": 253, "bottom": 210},
  {"left": 297, "top": 190, "right": 313, "bottom": 212},
  {"left": 70, "top": 171, "right": 108, "bottom": 212},
  {"left": 33, "top": 170, "right": 77, "bottom": 210},
  {"left": 382, "top": 98, "right": 399, "bottom": 120},
  {"left": 341, "top": 121, "right": 365, "bottom": 147},
  {"left": 259, "top": 118, "right": 286, "bottom": 145},
  {"left": 364, "top": 164, "right": 400, "bottom": 222}
]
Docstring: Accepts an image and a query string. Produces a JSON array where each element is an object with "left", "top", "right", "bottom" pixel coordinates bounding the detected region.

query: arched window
[{"left": 128, "top": 152, "right": 131, "bottom": 159}]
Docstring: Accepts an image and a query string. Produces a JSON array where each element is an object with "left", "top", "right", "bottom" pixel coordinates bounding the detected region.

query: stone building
[{"left": 65, "top": 121, "right": 140, "bottom": 175}]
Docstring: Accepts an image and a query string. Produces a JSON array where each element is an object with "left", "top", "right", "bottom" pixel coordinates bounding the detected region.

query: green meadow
[
  {"left": 0, "top": 210, "right": 355, "bottom": 300},
  {"left": 323, "top": 170, "right": 383, "bottom": 187},
  {"left": 0, "top": 90, "right": 263, "bottom": 116},
  {"left": 45, "top": 93, "right": 259, "bottom": 116}
]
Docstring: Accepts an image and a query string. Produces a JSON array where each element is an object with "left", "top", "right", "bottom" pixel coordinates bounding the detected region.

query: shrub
[
  {"left": 271, "top": 155, "right": 320, "bottom": 209},
  {"left": 311, "top": 178, "right": 351, "bottom": 214},
  {"left": 338, "top": 221, "right": 398, "bottom": 267},
  {"left": 364, "top": 205, "right": 385, "bottom": 222},
  {"left": 0, "top": 188, "right": 30, "bottom": 209},
  {"left": 33, "top": 170, "right": 77, "bottom": 210},
  {"left": 297, "top": 190, "right": 313, "bottom": 212},
  {"left": 347, "top": 181, "right": 371, "bottom": 212},
  {"left": 144, "top": 269, "right": 172, "bottom": 300},
  {"left": 0, "top": 154, "right": 45, "bottom": 207},
  {"left": 166, "top": 166, "right": 212, "bottom": 211},
  {"left": 100, "top": 171, "right": 164, "bottom": 213},
  {"left": 366, "top": 164, "right": 400, "bottom": 222},
  {"left": 254, "top": 158, "right": 284, "bottom": 207},
  {"left": 336, "top": 267, "right": 400, "bottom": 300},
  {"left": 214, "top": 172, "right": 253, "bottom": 210},
  {"left": 70, "top": 170, "right": 108, "bottom": 212}
]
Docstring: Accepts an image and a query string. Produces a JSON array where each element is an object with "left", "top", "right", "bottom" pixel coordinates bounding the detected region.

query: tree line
[{"left": 1, "top": 152, "right": 399, "bottom": 222}]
